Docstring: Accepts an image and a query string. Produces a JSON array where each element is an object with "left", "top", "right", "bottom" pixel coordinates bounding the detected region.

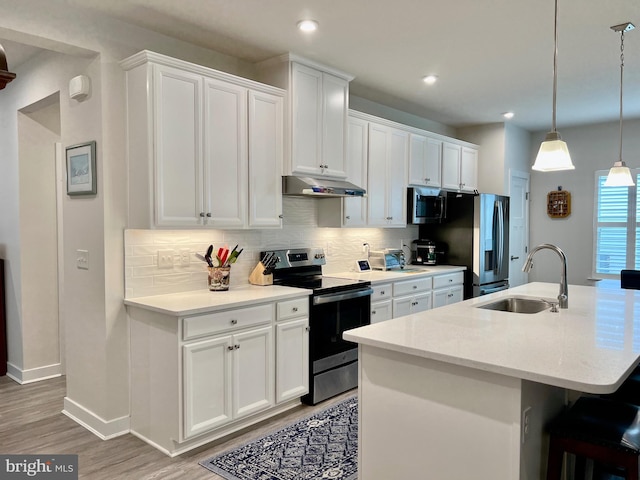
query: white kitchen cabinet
[
  {"left": 408, "top": 134, "right": 442, "bottom": 188},
  {"left": 392, "top": 277, "right": 432, "bottom": 318},
  {"left": 258, "top": 54, "right": 353, "bottom": 179},
  {"left": 441, "top": 141, "right": 478, "bottom": 192},
  {"left": 367, "top": 122, "right": 408, "bottom": 227},
  {"left": 317, "top": 114, "right": 369, "bottom": 227},
  {"left": 432, "top": 271, "right": 465, "bottom": 309},
  {"left": 370, "top": 282, "right": 393, "bottom": 324},
  {"left": 275, "top": 297, "right": 309, "bottom": 403},
  {"left": 121, "top": 51, "right": 284, "bottom": 229},
  {"left": 183, "top": 323, "right": 273, "bottom": 439}
]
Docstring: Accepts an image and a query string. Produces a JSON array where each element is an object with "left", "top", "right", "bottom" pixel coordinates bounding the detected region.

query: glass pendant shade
[
  {"left": 604, "top": 161, "right": 634, "bottom": 186},
  {"left": 532, "top": 132, "right": 575, "bottom": 171}
]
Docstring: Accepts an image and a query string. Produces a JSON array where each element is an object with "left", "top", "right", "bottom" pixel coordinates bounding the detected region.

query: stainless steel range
[{"left": 262, "top": 248, "right": 373, "bottom": 405}]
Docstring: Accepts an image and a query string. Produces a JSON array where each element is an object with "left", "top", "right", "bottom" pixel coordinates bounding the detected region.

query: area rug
[{"left": 199, "top": 395, "right": 358, "bottom": 480}]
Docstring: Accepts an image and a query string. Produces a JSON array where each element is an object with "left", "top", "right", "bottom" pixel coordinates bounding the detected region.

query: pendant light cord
[
  {"left": 551, "top": 0, "right": 559, "bottom": 133},
  {"left": 618, "top": 30, "right": 625, "bottom": 163}
]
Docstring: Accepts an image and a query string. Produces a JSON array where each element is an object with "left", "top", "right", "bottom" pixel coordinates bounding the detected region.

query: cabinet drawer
[
  {"left": 371, "top": 283, "right": 392, "bottom": 301},
  {"left": 277, "top": 297, "right": 309, "bottom": 321},
  {"left": 183, "top": 304, "right": 273, "bottom": 341},
  {"left": 432, "top": 271, "right": 464, "bottom": 289},
  {"left": 393, "top": 277, "right": 432, "bottom": 296}
]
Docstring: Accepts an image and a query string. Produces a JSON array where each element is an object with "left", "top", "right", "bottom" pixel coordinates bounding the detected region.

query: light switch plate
[
  {"left": 158, "top": 249, "right": 174, "bottom": 268},
  {"left": 76, "top": 249, "right": 89, "bottom": 270}
]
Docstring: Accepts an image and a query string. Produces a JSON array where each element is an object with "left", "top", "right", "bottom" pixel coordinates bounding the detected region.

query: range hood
[{"left": 282, "top": 176, "right": 366, "bottom": 198}]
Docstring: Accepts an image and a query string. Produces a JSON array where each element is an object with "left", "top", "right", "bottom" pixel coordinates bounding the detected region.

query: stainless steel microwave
[{"left": 407, "top": 187, "right": 446, "bottom": 224}]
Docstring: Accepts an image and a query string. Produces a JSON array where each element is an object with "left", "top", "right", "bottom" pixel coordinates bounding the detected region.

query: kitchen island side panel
[{"left": 358, "top": 344, "right": 522, "bottom": 480}]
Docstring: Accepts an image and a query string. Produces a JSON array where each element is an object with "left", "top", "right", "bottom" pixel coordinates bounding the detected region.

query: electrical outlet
[
  {"left": 521, "top": 406, "right": 532, "bottom": 444},
  {"left": 179, "top": 249, "right": 190, "bottom": 267},
  {"left": 158, "top": 249, "right": 174, "bottom": 269},
  {"left": 76, "top": 249, "right": 89, "bottom": 270}
]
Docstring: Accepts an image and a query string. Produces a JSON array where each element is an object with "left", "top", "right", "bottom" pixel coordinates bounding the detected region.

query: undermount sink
[{"left": 476, "top": 297, "right": 552, "bottom": 314}]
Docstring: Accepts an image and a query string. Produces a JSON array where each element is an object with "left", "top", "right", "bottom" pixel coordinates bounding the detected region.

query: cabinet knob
[
  {"left": 305, "top": 326, "right": 310, "bottom": 332},
  {"left": 199, "top": 212, "right": 205, "bottom": 217},
  {"left": 345, "top": 216, "right": 351, "bottom": 220},
  {"left": 234, "top": 344, "right": 240, "bottom": 349},
  {"left": 278, "top": 214, "right": 284, "bottom": 219},
  {"left": 230, "top": 319, "right": 238, "bottom": 325},
  {"left": 372, "top": 310, "right": 377, "bottom": 315},
  {"left": 227, "top": 346, "right": 234, "bottom": 351},
  {"left": 380, "top": 290, "right": 385, "bottom": 295},
  {"left": 413, "top": 285, "right": 417, "bottom": 289},
  {"left": 206, "top": 213, "right": 211, "bottom": 217},
  {"left": 449, "top": 279, "right": 453, "bottom": 283},
  {"left": 425, "top": 177, "right": 431, "bottom": 182},
  {"left": 292, "top": 307, "right": 298, "bottom": 312},
  {"left": 448, "top": 293, "right": 454, "bottom": 298}
]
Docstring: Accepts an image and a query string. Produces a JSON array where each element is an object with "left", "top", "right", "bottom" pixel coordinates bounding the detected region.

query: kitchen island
[{"left": 343, "top": 282, "right": 640, "bottom": 480}]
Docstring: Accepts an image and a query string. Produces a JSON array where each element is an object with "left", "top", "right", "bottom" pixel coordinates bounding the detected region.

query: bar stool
[{"left": 546, "top": 396, "right": 640, "bottom": 480}]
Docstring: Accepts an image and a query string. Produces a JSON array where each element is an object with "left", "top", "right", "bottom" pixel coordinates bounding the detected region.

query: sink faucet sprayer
[{"left": 522, "top": 244, "right": 569, "bottom": 309}]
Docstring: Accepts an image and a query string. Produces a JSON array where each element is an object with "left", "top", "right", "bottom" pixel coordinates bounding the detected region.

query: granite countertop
[
  {"left": 326, "top": 265, "right": 466, "bottom": 284},
  {"left": 344, "top": 282, "right": 640, "bottom": 394},
  {"left": 124, "top": 285, "right": 311, "bottom": 316}
]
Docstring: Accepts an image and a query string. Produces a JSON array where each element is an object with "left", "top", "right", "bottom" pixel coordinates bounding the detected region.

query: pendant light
[
  {"left": 0, "top": 43, "right": 16, "bottom": 90},
  {"left": 532, "top": 0, "right": 575, "bottom": 172},
  {"left": 604, "top": 23, "right": 635, "bottom": 187}
]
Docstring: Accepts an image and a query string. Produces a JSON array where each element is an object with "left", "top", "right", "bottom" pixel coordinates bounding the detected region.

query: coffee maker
[{"left": 412, "top": 239, "right": 437, "bottom": 265}]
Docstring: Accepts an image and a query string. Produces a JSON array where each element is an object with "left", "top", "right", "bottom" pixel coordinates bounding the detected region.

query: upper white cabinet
[
  {"left": 121, "top": 51, "right": 284, "bottom": 229},
  {"left": 408, "top": 134, "right": 442, "bottom": 188},
  {"left": 442, "top": 142, "right": 478, "bottom": 192},
  {"left": 367, "top": 122, "right": 408, "bottom": 227},
  {"left": 258, "top": 54, "right": 354, "bottom": 179}
]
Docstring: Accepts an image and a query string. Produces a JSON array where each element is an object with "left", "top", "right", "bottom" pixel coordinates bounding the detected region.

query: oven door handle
[{"left": 313, "top": 287, "right": 374, "bottom": 305}]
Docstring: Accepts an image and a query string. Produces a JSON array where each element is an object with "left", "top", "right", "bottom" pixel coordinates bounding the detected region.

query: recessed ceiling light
[
  {"left": 503, "top": 112, "right": 515, "bottom": 119},
  {"left": 422, "top": 75, "right": 438, "bottom": 85},
  {"left": 297, "top": 20, "right": 319, "bottom": 32}
]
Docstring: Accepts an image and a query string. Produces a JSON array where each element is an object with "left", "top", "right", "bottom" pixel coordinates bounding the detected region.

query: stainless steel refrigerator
[{"left": 419, "top": 192, "right": 509, "bottom": 299}]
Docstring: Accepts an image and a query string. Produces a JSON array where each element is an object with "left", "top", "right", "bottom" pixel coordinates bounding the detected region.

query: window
[{"left": 593, "top": 170, "right": 640, "bottom": 278}]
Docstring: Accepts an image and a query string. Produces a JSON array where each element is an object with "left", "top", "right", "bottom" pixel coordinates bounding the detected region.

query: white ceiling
[{"left": 3, "top": 0, "right": 640, "bottom": 132}]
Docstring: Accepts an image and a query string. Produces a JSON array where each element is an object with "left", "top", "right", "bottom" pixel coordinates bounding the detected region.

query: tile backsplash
[{"left": 125, "top": 197, "right": 418, "bottom": 298}]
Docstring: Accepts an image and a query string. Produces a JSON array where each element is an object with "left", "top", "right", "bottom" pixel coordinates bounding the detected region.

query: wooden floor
[{"left": 0, "top": 375, "right": 355, "bottom": 479}]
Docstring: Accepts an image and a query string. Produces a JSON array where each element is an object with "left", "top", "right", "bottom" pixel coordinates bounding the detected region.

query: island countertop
[{"left": 344, "top": 282, "right": 640, "bottom": 394}]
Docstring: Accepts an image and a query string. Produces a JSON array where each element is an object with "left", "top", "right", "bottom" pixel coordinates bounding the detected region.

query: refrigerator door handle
[
  {"left": 497, "top": 201, "right": 505, "bottom": 275},
  {"left": 492, "top": 201, "right": 500, "bottom": 273}
]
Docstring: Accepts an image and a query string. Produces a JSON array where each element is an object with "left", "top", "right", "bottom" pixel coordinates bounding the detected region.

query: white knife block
[{"left": 248, "top": 262, "right": 273, "bottom": 286}]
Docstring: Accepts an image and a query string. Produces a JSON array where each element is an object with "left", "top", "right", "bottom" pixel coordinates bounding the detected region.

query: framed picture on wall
[{"left": 66, "top": 141, "right": 96, "bottom": 196}]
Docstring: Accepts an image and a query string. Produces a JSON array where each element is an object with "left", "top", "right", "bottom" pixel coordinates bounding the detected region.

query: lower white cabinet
[
  {"left": 370, "top": 282, "right": 393, "bottom": 324},
  {"left": 392, "top": 277, "right": 432, "bottom": 318},
  {"left": 183, "top": 324, "right": 273, "bottom": 439},
  {"left": 128, "top": 293, "right": 310, "bottom": 457},
  {"left": 275, "top": 296, "right": 310, "bottom": 403},
  {"left": 432, "top": 271, "right": 465, "bottom": 309}
]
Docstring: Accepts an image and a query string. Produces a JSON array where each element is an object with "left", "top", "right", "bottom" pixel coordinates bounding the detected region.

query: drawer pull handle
[
  {"left": 380, "top": 290, "right": 385, "bottom": 295},
  {"left": 292, "top": 307, "right": 298, "bottom": 312},
  {"left": 413, "top": 285, "right": 417, "bottom": 289},
  {"left": 372, "top": 310, "right": 376, "bottom": 315},
  {"left": 234, "top": 344, "right": 240, "bottom": 349},
  {"left": 230, "top": 319, "right": 238, "bottom": 325},
  {"left": 227, "top": 346, "right": 234, "bottom": 351}
]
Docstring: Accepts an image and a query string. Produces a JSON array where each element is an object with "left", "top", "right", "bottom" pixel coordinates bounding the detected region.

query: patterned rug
[{"left": 199, "top": 395, "right": 358, "bottom": 480}]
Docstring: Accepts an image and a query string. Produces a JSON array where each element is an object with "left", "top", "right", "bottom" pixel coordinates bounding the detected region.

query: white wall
[{"left": 528, "top": 119, "right": 640, "bottom": 286}]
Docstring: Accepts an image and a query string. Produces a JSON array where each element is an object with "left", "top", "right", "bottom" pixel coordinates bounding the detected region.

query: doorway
[
  {"left": 17, "top": 92, "right": 64, "bottom": 379},
  {"left": 509, "top": 170, "right": 530, "bottom": 287}
]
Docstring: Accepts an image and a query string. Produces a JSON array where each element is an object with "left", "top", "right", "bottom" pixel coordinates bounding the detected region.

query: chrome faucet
[{"left": 522, "top": 243, "right": 569, "bottom": 309}]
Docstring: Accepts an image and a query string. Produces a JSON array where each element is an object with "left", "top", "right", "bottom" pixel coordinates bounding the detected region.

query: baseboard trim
[
  {"left": 62, "top": 396, "right": 130, "bottom": 440},
  {"left": 6, "top": 362, "right": 62, "bottom": 384}
]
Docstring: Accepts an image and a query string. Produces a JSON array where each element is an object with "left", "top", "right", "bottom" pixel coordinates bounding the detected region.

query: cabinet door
[
  {"left": 412, "top": 292, "right": 432, "bottom": 314},
  {"left": 321, "top": 73, "right": 348, "bottom": 178},
  {"left": 408, "top": 133, "right": 427, "bottom": 186},
  {"left": 460, "top": 147, "right": 478, "bottom": 192},
  {"left": 343, "top": 116, "right": 368, "bottom": 226},
  {"left": 232, "top": 325, "right": 274, "bottom": 420},
  {"left": 248, "top": 90, "right": 284, "bottom": 227},
  {"left": 371, "top": 300, "right": 392, "bottom": 324},
  {"left": 432, "top": 288, "right": 449, "bottom": 309},
  {"left": 183, "top": 335, "right": 233, "bottom": 438},
  {"left": 291, "top": 63, "right": 323, "bottom": 176},
  {"left": 367, "top": 123, "right": 389, "bottom": 226},
  {"left": 203, "top": 78, "right": 247, "bottom": 228},
  {"left": 392, "top": 296, "right": 413, "bottom": 319},
  {"left": 153, "top": 64, "right": 204, "bottom": 226},
  {"left": 441, "top": 142, "right": 462, "bottom": 191},
  {"left": 424, "top": 137, "right": 443, "bottom": 188},
  {"left": 276, "top": 318, "right": 309, "bottom": 403},
  {"left": 386, "top": 127, "right": 409, "bottom": 226}
]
